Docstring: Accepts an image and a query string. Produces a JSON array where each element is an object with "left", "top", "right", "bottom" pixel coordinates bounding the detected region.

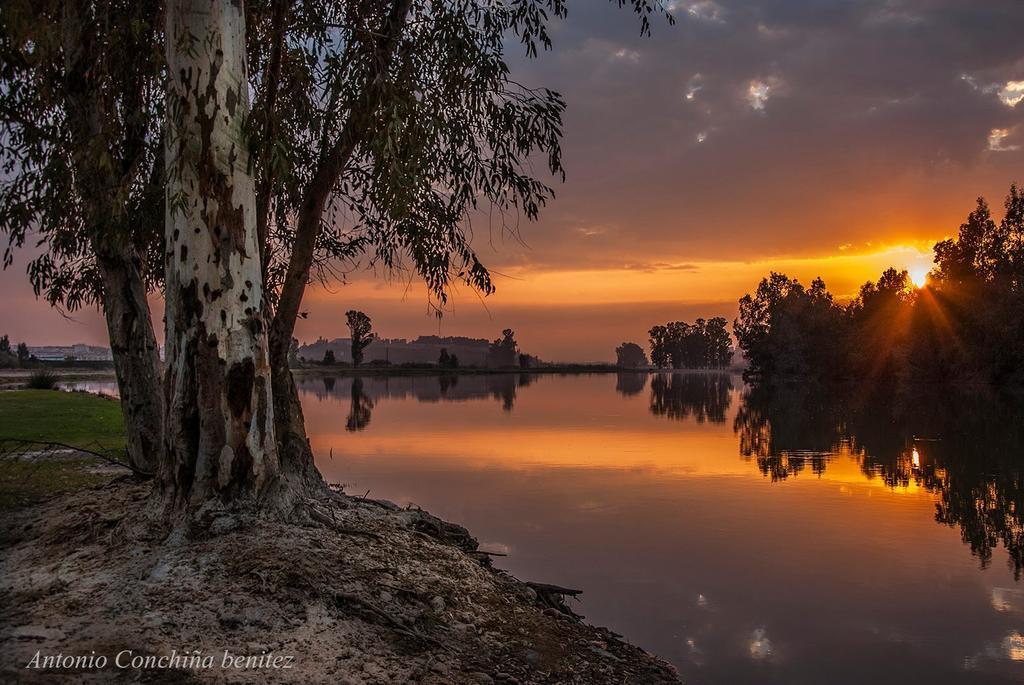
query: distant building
[
  {"left": 297, "top": 335, "right": 494, "bottom": 366},
  {"left": 29, "top": 343, "right": 113, "bottom": 362}
]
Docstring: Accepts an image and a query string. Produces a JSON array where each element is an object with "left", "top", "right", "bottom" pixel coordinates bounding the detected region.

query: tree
[
  {"left": 16, "top": 342, "right": 30, "bottom": 365},
  {"left": 345, "top": 311, "right": 373, "bottom": 367},
  {"left": 0, "top": 0, "right": 165, "bottom": 474},
  {"left": 648, "top": 319, "right": 730, "bottom": 369},
  {"left": 322, "top": 349, "right": 337, "bottom": 366},
  {"left": 159, "top": 0, "right": 295, "bottom": 513},
  {"left": 0, "top": 336, "right": 8, "bottom": 353},
  {"left": 486, "top": 329, "right": 519, "bottom": 368},
  {"left": 704, "top": 318, "right": 733, "bottom": 368},
  {"left": 255, "top": 0, "right": 673, "bottom": 475},
  {"left": 648, "top": 326, "right": 669, "bottom": 368},
  {"left": 438, "top": 348, "right": 460, "bottom": 369},
  {"left": 616, "top": 342, "right": 648, "bottom": 368},
  {"left": 4, "top": 0, "right": 674, "bottom": 513}
]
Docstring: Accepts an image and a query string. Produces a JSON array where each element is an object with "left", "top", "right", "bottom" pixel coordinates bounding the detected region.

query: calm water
[{"left": 70, "top": 373, "right": 1024, "bottom": 684}]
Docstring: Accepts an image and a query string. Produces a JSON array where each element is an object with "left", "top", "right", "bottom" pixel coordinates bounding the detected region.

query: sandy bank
[{"left": 1, "top": 479, "right": 680, "bottom": 684}]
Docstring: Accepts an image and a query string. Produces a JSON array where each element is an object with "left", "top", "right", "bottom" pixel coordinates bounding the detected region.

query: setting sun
[{"left": 909, "top": 266, "right": 930, "bottom": 288}]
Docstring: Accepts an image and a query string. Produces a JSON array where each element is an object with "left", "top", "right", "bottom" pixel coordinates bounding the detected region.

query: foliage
[
  {"left": 246, "top": 1, "right": 674, "bottom": 311},
  {"left": 345, "top": 310, "right": 373, "bottom": 367},
  {"left": 735, "top": 185, "right": 1024, "bottom": 383},
  {"left": 0, "top": 0, "right": 165, "bottom": 309},
  {"left": 25, "top": 370, "right": 58, "bottom": 389},
  {"left": 438, "top": 348, "right": 459, "bottom": 369},
  {"left": 486, "top": 328, "right": 519, "bottom": 368},
  {"left": 322, "top": 349, "right": 337, "bottom": 366},
  {"left": 649, "top": 318, "right": 732, "bottom": 369},
  {"left": 615, "top": 342, "right": 648, "bottom": 368}
]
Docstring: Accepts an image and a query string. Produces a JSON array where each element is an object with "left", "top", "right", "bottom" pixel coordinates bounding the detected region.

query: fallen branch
[
  {"left": 0, "top": 438, "right": 152, "bottom": 478},
  {"left": 332, "top": 591, "right": 447, "bottom": 651}
]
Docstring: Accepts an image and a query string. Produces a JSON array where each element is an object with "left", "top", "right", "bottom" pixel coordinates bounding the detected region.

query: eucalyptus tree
[
  {"left": 0, "top": 0, "right": 165, "bottom": 473},
  {"left": 6, "top": 0, "right": 673, "bottom": 513},
  {"left": 159, "top": 0, "right": 301, "bottom": 511},
  {"left": 247, "top": 0, "right": 674, "bottom": 480}
]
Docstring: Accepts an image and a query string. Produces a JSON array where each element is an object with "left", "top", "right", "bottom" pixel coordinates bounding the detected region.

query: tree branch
[{"left": 270, "top": 0, "right": 414, "bottom": 356}]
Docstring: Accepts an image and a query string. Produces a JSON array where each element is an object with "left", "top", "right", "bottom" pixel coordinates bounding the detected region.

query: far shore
[{"left": 1, "top": 364, "right": 746, "bottom": 388}]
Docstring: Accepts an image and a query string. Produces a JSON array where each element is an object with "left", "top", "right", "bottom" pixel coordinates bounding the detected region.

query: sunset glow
[{"left": 909, "top": 266, "right": 930, "bottom": 289}]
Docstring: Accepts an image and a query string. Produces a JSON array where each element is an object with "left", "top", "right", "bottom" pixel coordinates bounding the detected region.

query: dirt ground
[{"left": 0, "top": 479, "right": 680, "bottom": 684}]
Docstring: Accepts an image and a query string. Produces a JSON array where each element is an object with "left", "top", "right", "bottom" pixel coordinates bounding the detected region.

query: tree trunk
[
  {"left": 162, "top": 0, "right": 296, "bottom": 513},
  {"left": 61, "top": 3, "right": 163, "bottom": 476},
  {"left": 96, "top": 248, "right": 164, "bottom": 475},
  {"left": 264, "top": 0, "right": 413, "bottom": 483}
]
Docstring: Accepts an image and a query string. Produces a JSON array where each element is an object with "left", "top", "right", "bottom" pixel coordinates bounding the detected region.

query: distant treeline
[
  {"left": 648, "top": 317, "right": 733, "bottom": 369},
  {"left": 735, "top": 185, "right": 1024, "bottom": 384}
]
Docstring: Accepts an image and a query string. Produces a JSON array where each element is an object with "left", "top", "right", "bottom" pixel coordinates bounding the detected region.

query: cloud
[
  {"left": 989, "top": 127, "right": 1020, "bottom": 152},
  {"left": 685, "top": 73, "right": 704, "bottom": 100},
  {"left": 748, "top": 628, "right": 773, "bottom": 659},
  {"left": 999, "top": 81, "right": 1024, "bottom": 107},
  {"left": 746, "top": 79, "right": 772, "bottom": 110},
  {"left": 678, "top": 1, "right": 725, "bottom": 23},
  {"left": 610, "top": 47, "right": 641, "bottom": 64}
]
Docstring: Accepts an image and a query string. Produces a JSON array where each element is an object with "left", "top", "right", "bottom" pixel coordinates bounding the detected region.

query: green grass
[
  {"left": 0, "top": 390, "right": 127, "bottom": 510},
  {"left": 0, "top": 389, "right": 126, "bottom": 449}
]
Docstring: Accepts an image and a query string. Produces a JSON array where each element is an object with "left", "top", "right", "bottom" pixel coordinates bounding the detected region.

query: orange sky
[{"left": 1, "top": 1, "right": 1022, "bottom": 361}]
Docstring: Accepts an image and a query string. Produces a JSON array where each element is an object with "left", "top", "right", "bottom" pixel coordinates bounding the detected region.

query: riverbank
[{"left": 0, "top": 391, "right": 680, "bottom": 684}]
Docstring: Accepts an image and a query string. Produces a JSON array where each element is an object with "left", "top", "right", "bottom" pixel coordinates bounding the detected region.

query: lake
[{"left": 70, "top": 372, "right": 1024, "bottom": 684}]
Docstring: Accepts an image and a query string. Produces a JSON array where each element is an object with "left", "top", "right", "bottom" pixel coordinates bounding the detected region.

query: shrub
[{"left": 26, "top": 370, "right": 59, "bottom": 390}]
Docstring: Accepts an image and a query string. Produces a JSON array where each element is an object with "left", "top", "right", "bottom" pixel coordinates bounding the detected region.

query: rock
[
  {"left": 589, "top": 645, "right": 621, "bottom": 662},
  {"left": 468, "top": 672, "right": 494, "bottom": 684},
  {"left": 519, "top": 586, "right": 537, "bottom": 602},
  {"left": 429, "top": 595, "right": 445, "bottom": 612},
  {"left": 9, "top": 626, "right": 65, "bottom": 641},
  {"left": 209, "top": 515, "right": 241, "bottom": 535}
]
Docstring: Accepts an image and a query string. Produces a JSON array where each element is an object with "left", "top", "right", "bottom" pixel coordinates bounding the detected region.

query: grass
[
  {"left": 0, "top": 389, "right": 126, "bottom": 448},
  {"left": 0, "top": 390, "right": 127, "bottom": 510}
]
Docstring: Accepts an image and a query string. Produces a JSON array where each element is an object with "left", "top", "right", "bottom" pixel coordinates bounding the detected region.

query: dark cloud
[{"left": 485, "top": 0, "right": 1024, "bottom": 268}]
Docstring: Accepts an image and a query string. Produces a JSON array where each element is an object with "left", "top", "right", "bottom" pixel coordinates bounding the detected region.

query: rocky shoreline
[{"left": 1, "top": 478, "right": 680, "bottom": 684}]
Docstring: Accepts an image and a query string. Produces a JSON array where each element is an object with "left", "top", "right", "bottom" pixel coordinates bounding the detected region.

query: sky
[{"left": 3, "top": 0, "right": 1024, "bottom": 361}]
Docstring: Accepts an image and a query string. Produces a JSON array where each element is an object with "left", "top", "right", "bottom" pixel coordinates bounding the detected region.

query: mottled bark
[
  {"left": 163, "top": 0, "right": 298, "bottom": 512},
  {"left": 95, "top": 248, "right": 164, "bottom": 475},
  {"left": 61, "top": 3, "right": 163, "bottom": 475}
]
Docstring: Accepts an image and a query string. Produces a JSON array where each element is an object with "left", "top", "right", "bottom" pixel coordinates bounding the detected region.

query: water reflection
[
  {"left": 346, "top": 378, "right": 374, "bottom": 432},
  {"left": 615, "top": 372, "right": 647, "bottom": 397},
  {"left": 296, "top": 372, "right": 536, "bottom": 412},
  {"left": 649, "top": 372, "right": 732, "bottom": 423},
  {"left": 737, "top": 381, "right": 1024, "bottom": 577},
  {"left": 58, "top": 372, "right": 1024, "bottom": 682}
]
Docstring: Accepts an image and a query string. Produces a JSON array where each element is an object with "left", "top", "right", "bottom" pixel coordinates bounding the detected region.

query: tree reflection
[
  {"left": 736, "top": 381, "right": 1024, "bottom": 577},
  {"left": 616, "top": 372, "right": 648, "bottom": 397},
  {"left": 649, "top": 372, "right": 732, "bottom": 423},
  {"left": 346, "top": 377, "right": 374, "bottom": 432},
  {"left": 296, "top": 372, "right": 534, "bottom": 412}
]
